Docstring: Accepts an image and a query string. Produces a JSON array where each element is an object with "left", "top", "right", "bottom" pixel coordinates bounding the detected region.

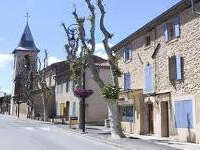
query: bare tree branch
[
  {"left": 73, "top": 7, "right": 104, "bottom": 88},
  {"left": 85, "top": 0, "right": 96, "bottom": 53},
  {"left": 97, "top": 0, "right": 119, "bottom": 87}
]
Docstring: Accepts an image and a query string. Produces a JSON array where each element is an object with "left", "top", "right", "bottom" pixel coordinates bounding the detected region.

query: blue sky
[{"left": 0, "top": 0, "right": 182, "bottom": 94}]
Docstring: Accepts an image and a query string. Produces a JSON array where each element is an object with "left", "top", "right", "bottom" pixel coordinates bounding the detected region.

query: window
[
  {"left": 56, "top": 103, "right": 60, "bottom": 115},
  {"left": 123, "top": 45, "right": 132, "bottom": 62},
  {"left": 66, "top": 81, "right": 69, "bottom": 92},
  {"left": 124, "top": 73, "right": 131, "bottom": 90},
  {"left": 163, "top": 16, "right": 180, "bottom": 42},
  {"left": 144, "top": 64, "right": 153, "bottom": 93},
  {"left": 169, "top": 55, "right": 183, "bottom": 81},
  {"left": 174, "top": 100, "right": 193, "bottom": 128},
  {"left": 145, "top": 35, "right": 151, "bottom": 46},
  {"left": 120, "top": 106, "right": 134, "bottom": 122},
  {"left": 56, "top": 85, "right": 59, "bottom": 94},
  {"left": 72, "top": 102, "right": 76, "bottom": 116},
  {"left": 60, "top": 103, "right": 65, "bottom": 116},
  {"left": 60, "top": 84, "right": 63, "bottom": 94},
  {"left": 24, "top": 55, "right": 31, "bottom": 69},
  {"left": 49, "top": 76, "right": 52, "bottom": 87}
]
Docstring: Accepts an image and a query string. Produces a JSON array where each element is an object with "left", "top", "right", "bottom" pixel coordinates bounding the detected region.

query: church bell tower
[{"left": 11, "top": 18, "right": 40, "bottom": 117}]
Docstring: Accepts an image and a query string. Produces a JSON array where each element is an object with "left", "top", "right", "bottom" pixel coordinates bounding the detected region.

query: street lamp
[{"left": 66, "top": 24, "right": 93, "bottom": 133}]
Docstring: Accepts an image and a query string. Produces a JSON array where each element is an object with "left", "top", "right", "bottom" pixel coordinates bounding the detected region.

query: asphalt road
[{"left": 0, "top": 115, "right": 118, "bottom": 150}]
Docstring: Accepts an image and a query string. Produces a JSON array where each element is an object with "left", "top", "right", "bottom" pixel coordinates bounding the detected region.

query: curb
[{"left": 55, "top": 125, "right": 133, "bottom": 150}]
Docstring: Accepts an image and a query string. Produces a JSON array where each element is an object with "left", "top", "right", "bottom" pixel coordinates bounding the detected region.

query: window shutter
[
  {"left": 127, "top": 73, "right": 131, "bottom": 89},
  {"left": 124, "top": 73, "right": 127, "bottom": 90},
  {"left": 176, "top": 56, "right": 182, "bottom": 80},
  {"left": 174, "top": 101, "right": 181, "bottom": 128},
  {"left": 169, "top": 57, "right": 173, "bottom": 81},
  {"left": 174, "top": 100, "right": 193, "bottom": 128},
  {"left": 163, "top": 24, "right": 168, "bottom": 42},
  {"left": 145, "top": 64, "right": 153, "bottom": 93},
  {"left": 148, "top": 65, "right": 153, "bottom": 92},
  {"left": 174, "top": 16, "right": 180, "bottom": 38},
  {"left": 123, "top": 49, "right": 126, "bottom": 62},
  {"left": 181, "top": 57, "right": 184, "bottom": 80},
  {"left": 172, "top": 56, "right": 177, "bottom": 80},
  {"left": 183, "top": 100, "right": 193, "bottom": 128},
  {"left": 66, "top": 81, "right": 69, "bottom": 92},
  {"left": 129, "top": 48, "right": 132, "bottom": 60}
]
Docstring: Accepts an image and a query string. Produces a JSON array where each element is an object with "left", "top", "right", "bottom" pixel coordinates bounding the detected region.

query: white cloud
[
  {"left": 0, "top": 54, "right": 13, "bottom": 68},
  {"left": 77, "top": 43, "right": 113, "bottom": 59},
  {"left": 0, "top": 87, "right": 11, "bottom": 95},
  {"left": 48, "top": 56, "right": 63, "bottom": 65},
  {"left": 94, "top": 43, "right": 113, "bottom": 59}
]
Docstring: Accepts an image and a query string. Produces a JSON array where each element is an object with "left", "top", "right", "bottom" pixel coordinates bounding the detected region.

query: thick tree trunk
[
  {"left": 107, "top": 100, "right": 125, "bottom": 139},
  {"left": 42, "top": 96, "right": 48, "bottom": 122}
]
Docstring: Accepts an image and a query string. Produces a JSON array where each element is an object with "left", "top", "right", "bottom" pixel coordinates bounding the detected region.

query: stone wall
[{"left": 116, "top": 1, "right": 200, "bottom": 143}]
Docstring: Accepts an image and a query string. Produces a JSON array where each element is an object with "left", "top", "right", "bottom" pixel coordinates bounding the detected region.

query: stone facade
[
  {"left": 113, "top": 0, "right": 200, "bottom": 143},
  {"left": 54, "top": 57, "right": 112, "bottom": 125}
]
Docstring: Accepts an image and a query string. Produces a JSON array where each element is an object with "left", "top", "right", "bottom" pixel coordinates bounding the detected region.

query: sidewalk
[
  {"left": 3, "top": 115, "right": 200, "bottom": 150},
  {"left": 56, "top": 124, "right": 200, "bottom": 150}
]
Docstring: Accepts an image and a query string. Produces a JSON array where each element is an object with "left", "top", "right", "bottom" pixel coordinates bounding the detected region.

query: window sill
[
  {"left": 144, "top": 45, "right": 153, "bottom": 50},
  {"left": 121, "top": 89, "right": 132, "bottom": 93},
  {"left": 166, "top": 37, "right": 179, "bottom": 45},
  {"left": 124, "top": 59, "right": 132, "bottom": 64}
]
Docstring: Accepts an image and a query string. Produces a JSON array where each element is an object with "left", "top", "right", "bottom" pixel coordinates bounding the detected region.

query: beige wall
[
  {"left": 55, "top": 66, "right": 111, "bottom": 124},
  {"left": 117, "top": 2, "right": 200, "bottom": 143}
]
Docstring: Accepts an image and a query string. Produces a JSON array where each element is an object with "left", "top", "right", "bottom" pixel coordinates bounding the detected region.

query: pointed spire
[{"left": 17, "top": 23, "right": 37, "bottom": 50}]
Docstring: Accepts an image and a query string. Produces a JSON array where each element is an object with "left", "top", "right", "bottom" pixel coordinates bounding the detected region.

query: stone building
[
  {"left": 10, "top": 22, "right": 56, "bottom": 120},
  {"left": 11, "top": 22, "right": 39, "bottom": 118},
  {"left": 54, "top": 56, "right": 111, "bottom": 125},
  {"left": 112, "top": 0, "right": 200, "bottom": 143},
  {"left": 0, "top": 95, "right": 11, "bottom": 115}
]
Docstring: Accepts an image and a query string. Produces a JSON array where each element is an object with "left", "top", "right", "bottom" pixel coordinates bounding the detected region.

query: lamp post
[{"left": 67, "top": 24, "right": 89, "bottom": 133}]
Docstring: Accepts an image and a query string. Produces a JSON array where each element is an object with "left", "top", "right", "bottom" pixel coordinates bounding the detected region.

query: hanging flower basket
[{"left": 74, "top": 88, "right": 93, "bottom": 98}]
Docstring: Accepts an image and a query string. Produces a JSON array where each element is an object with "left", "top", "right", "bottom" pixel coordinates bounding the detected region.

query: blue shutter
[
  {"left": 145, "top": 64, "right": 153, "bottom": 93},
  {"left": 123, "top": 49, "right": 126, "bottom": 62},
  {"left": 174, "top": 100, "right": 193, "bottom": 128},
  {"left": 174, "top": 101, "right": 181, "bottom": 128},
  {"left": 129, "top": 46, "right": 132, "bottom": 60},
  {"left": 176, "top": 56, "right": 182, "bottom": 80},
  {"left": 124, "top": 73, "right": 127, "bottom": 90},
  {"left": 124, "top": 73, "right": 131, "bottom": 90},
  {"left": 183, "top": 100, "right": 193, "bottom": 128},
  {"left": 127, "top": 73, "right": 131, "bottom": 89},
  {"left": 163, "top": 24, "right": 168, "bottom": 42},
  {"left": 174, "top": 16, "right": 180, "bottom": 38}
]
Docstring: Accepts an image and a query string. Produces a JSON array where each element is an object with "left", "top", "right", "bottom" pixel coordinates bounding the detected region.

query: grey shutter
[
  {"left": 129, "top": 45, "right": 132, "bottom": 60},
  {"left": 176, "top": 56, "right": 182, "bottom": 80},
  {"left": 127, "top": 73, "right": 131, "bottom": 89},
  {"left": 181, "top": 57, "right": 184, "bottom": 80},
  {"left": 174, "top": 16, "right": 180, "bottom": 38},
  {"left": 124, "top": 73, "right": 127, "bottom": 90},
  {"left": 169, "top": 57, "right": 173, "bottom": 81},
  {"left": 172, "top": 56, "right": 177, "bottom": 80},
  {"left": 163, "top": 24, "right": 168, "bottom": 42},
  {"left": 123, "top": 49, "right": 126, "bottom": 62}
]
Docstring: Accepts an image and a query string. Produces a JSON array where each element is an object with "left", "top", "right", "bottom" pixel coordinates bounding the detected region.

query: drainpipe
[{"left": 190, "top": 0, "right": 200, "bottom": 15}]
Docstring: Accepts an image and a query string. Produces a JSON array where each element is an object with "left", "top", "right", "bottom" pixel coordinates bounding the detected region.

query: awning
[
  {"left": 118, "top": 100, "right": 134, "bottom": 106},
  {"left": 120, "top": 89, "right": 143, "bottom": 99}
]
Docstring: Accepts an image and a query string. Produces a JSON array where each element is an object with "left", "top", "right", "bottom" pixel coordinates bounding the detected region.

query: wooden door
[
  {"left": 148, "top": 104, "right": 154, "bottom": 134},
  {"left": 65, "top": 102, "right": 70, "bottom": 121},
  {"left": 161, "top": 101, "right": 169, "bottom": 137}
]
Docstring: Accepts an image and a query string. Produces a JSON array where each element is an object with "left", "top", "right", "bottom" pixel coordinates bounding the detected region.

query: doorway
[
  {"left": 161, "top": 101, "right": 169, "bottom": 137},
  {"left": 148, "top": 103, "right": 154, "bottom": 134},
  {"left": 65, "top": 101, "right": 70, "bottom": 121}
]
